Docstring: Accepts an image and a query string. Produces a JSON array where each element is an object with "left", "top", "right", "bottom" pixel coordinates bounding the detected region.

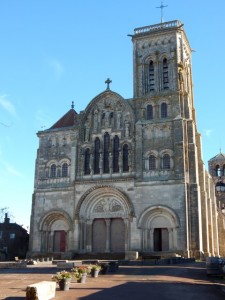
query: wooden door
[
  {"left": 110, "top": 218, "right": 125, "bottom": 252},
  {"left": 92, "top": 219, "right": 106, "bottom": 252},
  {"left": 53, "top": 230, "right": 66, "bottom": 252}
]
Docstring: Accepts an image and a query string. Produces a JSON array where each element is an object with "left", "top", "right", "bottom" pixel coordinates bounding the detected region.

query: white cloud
[
  {"left": 0, "top": 95, "right": 16, "bottom": 116},
  {"left": 0, "top": 157, "right": 23, "bottom": 177},
  {"left": 48, "top": 59, "right": 64, "bottom": 79},
  {"left": 204, "top": 129, "right": 213, "bottom": 137},
  {"left": 6, "top": 165, "right": 23, "bottom": 177}
]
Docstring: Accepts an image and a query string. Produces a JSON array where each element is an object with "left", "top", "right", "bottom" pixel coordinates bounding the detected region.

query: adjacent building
[
  {"left": 0, "top": 214, "right": 29, "bottom": 261},
  {"left": 29, "top": 20, "right": 222, "bottom": 259}
]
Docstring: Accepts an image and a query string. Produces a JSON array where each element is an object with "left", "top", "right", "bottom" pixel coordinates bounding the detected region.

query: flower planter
[
  {"left": 91, "top": 269, "right": 100, "bottom": 278},
  {"left": 77, "top": 273, "right": 87, "bottom": 283},
  {"left": 59, "top": 278, "right": 71, "bottom": 291}
]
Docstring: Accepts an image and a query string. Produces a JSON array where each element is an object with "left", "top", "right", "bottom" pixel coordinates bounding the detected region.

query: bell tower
[{"left": 131, "top": 20, "right": 194, "bottom": 121}]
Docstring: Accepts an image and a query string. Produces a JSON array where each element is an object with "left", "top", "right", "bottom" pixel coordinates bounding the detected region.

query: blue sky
[{"left": 0, "top": 0, "right": 224, "bottom": 230}]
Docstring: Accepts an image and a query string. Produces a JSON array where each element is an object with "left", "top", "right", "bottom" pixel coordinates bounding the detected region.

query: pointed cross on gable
[{"left": 105, "top": 78, "right": 112, "bottom": 90}]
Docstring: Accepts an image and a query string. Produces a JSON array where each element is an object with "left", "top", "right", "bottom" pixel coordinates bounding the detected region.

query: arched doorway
[
  {"left": 76, "top": 186, "right": 134, "bottom": 253},
  {"left": 39, "top": 210, "right": 72, "bottom": 253},
  {"left": 138, "top": 206, "right": 180, "bottom": 252}
]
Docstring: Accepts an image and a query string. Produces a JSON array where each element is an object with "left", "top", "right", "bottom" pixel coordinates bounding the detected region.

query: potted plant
[
  {"left": 52, "top": 270, "right": 73, "bottom": 291},
  {"left": 90, "top": 264, "right": 102, "bottom": 278},
  {"left": 71, "top": 265, "right": 91, "bottom": 283}
]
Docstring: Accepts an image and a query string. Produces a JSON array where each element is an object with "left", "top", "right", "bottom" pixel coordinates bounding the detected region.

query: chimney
[{"left": 4, "top": 213, "right": 10, "bottom": 224}]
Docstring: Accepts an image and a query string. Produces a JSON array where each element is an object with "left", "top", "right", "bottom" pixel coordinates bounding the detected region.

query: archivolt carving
[
  {"left": 94, "top": 198, "right": 123, "bottom": 213},
  {"left": 39, "top": 209, "right": 73, "bottom": 231},
  {"left": 75, "top": 186, "right": 135, "bottom": 220},
  {"left": 138, "top": 205, "right": 180, "bottom": 229}
]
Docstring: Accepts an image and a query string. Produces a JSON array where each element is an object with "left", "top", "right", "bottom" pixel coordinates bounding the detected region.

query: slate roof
[
  {"left": 209, "top": 152, "right": 225, "bottom": 162},
  {"left": 50, "top": 108, "right": 78, "bottom": 129}
]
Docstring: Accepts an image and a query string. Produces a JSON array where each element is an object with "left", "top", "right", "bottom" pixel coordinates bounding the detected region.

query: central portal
[{"left": 92, "top": 218, "right": 125, "bottom": 252}]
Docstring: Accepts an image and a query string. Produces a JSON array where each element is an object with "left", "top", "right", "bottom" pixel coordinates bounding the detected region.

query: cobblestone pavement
[{"left": 0, "top": 261, "right": 225, "bottom": 300}]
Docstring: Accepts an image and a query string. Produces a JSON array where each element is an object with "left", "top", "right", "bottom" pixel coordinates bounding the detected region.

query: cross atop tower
[
  {"left": 156, "top": 1, "right": 168, "bottom": 23},
  {"left": 71, "top": 101, "right": 74, "bottom": 109},
  {"left": 105, "top": 78, "right": 112, "bottom": 90}
]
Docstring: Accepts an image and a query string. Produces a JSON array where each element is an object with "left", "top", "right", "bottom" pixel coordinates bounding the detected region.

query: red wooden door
[{"left": 53, "top": 230, "right": 66, "bottom": 252}]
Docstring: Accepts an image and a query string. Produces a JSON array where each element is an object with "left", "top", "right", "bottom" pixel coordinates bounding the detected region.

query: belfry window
[
  {"left": 149, "top": 155, "right": 156, "bottom": 170},
  {"left": 50, "top": 164, "right": 56, "bottom": 178},
  {"left": 216, "top": 165, "right": 221, "bottom": 177},
  {"left": 161, "top": 102, "right": 167, "bottom": 118},
  {"left": 123, "top": 144, "right": 129, "bottom": 172},
  {"left": 84, "top": 148, "right": 91, "bottom": 175},
  {"left": 109, "top": 112, "right": 114, "bottom": 126},
  {"left": 62, "top": 163, "right": 68, "bottom": 177},
  {"left": 146, "top": 105, "right": 153, "bottom": 120},
  {"left": 149, "top": 61, "right": 154, "bottom": 91},
  {"left": 163, "top": 58, "right": 169, "bottom": 90},
  {"left": 103, "top": 132, "right": 110, "bottom": 173},
  {"left": 94, "top": 138, "right": 100, "bottom": 174},
  {"left": 162, "top": 154, "right": 170, "bottom": 169},
  {"left": 113, "top": 135, "right": 119, "bottom": 172}
]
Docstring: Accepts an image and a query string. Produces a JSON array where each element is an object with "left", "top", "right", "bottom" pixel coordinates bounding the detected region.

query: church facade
[{"left": 29, "top": 20, "right": 220, "bottom": 259}]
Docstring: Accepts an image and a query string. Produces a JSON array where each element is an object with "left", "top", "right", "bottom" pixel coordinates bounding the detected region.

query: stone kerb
[
  {"left": 0, "top": 261, "right": 27, "bottom": 268},
  {"left": 26, "top": 281, "right": 56, "bottom": 300},
  {"left": 56, "top": 261, "right": 75, "bottom": 269}
]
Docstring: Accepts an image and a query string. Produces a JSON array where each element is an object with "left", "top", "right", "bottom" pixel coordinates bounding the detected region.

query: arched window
[
  {"left": 149, "top": 60, "right": 154, "bottom": 91},
  {"left": 101, "top": 113, "right": 105, "bottom": 126},
  {"left": 103, "top": 132, "right": 110, "bottom": 173},
  {"left": 123, "top": 144, "right": 129, "bottom": 172},
  {"left": 50, "top": 164, "right": 56, "bottom": 178},
  {"left": 84, "top": 149, "right": 90, "bottom": 175},
  {"left": 216, "top": 165, "right": 221, "bottom": 177},
  {"left": 163, "top": 58, "right": 169, "bottom": 90},
  {"left": 94, "top": 138, "right": 100, "bottom": 174},
  {"left": 223, "top": 165, "right": 225, "bottom": 176},
  {"left": 109, "top": 112, "right": 114, "bottom": 126},
  {"left": 113, "top": 135, "right": 119, "bottom": 172},
  {"left": 161, "top": 102, "right": 167, "bottom": 118},
  {"left": 149, "top": 155, "right": 156, "bottom": 170},
  {"left": 146, "top": 105, "right": 153, "bottom": 120},
  {"left": 62, "top": 163, "right": 68, "bottom": 177},
  {"left": 162, "top": 154, "right": 170, "bottom": 169}
]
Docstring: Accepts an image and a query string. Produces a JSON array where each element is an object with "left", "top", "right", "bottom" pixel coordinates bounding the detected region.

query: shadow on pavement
[{"left": 78, "top": 280, "right": 224, "bottom": 300}]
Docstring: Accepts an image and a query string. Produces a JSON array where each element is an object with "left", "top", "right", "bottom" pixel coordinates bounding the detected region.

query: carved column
[
  {"left": 105, "top": 219, "right": 111, "bottom": 252},
  {"left": 48, "top": 231, "right": 54, "bottom": 252},
  {"left": 79, "top": 219, "right": 84, "bottom": 252},
  {"left": 40, "top": 230, "right": 44, "bottom": 252},
  {"left": 149, "top": 229, "right": 154, "bottom": 251},
  {"left": 168, "top": 228, "right": 173, "bottom": 250},
  {"left": 86, "top": 220, "right": 93, "bottom": 252},
  {"left": 123, "top": 218, "right": 129, "bottom": 251}
]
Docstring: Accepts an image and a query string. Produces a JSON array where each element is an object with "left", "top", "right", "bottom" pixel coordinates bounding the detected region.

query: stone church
[{"left": 29, "top": 19, "right": 222, "bottom": 259}]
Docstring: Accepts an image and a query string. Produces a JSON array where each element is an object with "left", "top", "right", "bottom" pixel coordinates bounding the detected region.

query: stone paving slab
[{"left": 0, "top": 262, "right": 225, "bottom": 300}]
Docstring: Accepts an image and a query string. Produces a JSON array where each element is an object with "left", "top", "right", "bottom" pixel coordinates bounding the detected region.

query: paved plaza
[{"left": 0, "top": 261, "right": 225, "bottom": 300}]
